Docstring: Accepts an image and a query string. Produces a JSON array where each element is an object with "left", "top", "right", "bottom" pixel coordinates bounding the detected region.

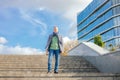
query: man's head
[{"left": 53, "top": 26, "right": 59, "bottom": 33}]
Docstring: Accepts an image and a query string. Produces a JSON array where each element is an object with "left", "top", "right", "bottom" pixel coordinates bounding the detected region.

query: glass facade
[{"left": 77, "top": 0, "right": 120, "bottom": 49}]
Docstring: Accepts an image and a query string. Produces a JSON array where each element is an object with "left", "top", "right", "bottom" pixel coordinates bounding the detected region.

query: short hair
[{"left": 54, "top": 26, "right": 58, "bottom": 28}]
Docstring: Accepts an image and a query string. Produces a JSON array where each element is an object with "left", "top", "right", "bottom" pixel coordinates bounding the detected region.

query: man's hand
[
  {"left": 60, "top": 51, "right": 64, "bottom": 54},
  {"left": 46, "top": 50, "right": 49, "bottom": 55}
]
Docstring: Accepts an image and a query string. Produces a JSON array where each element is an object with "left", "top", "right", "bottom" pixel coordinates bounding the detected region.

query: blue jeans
[{"left": 48, "top": 49, "right": 60, "bottom": 72}]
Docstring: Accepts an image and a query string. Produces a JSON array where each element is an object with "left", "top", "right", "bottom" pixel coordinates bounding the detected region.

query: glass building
[{"left": 77, "top": 0, "right": 120, "bottom": 49}]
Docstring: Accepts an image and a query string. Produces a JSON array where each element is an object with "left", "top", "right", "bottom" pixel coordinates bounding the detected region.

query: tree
[
  {"left": 109, "top": 44, "right": 116, "bottom": 51},
  {"left": 61, "top": 40, "right": 78, "bottom": 56},
  {"left": 94, "top": 35, "right": 105, "bottom": 48}
]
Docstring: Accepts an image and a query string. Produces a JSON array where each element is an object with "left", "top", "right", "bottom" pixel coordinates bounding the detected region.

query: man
[{"left": 45, "top": 26, "right": 63, "bottom": 74}]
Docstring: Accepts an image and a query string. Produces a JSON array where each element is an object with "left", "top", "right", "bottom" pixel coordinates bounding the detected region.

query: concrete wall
[
  {"left": 104, "top": 50, "right": 120, "bottom": 56},
  {"left": 68, "top": 42, "right": 109, "bottom": 56},
  {"left": 84, "top": 50, "right": 120, "bottom": 73},
  {"left": 68, "top": 42, "right": 120, "bottom": 73},
  {"left": 68, "top": 43, "right": 100, "bottom": 56}
]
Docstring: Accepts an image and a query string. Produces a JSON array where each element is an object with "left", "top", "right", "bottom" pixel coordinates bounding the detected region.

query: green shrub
[{"left": 94, "top": 35, "right": 105, "bottom": 48}]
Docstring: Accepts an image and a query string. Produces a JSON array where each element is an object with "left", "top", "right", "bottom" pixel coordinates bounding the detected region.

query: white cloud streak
[
  {"left": 0, "top": 37, "right": 8, "bottom": 44},
  {"left": 0, "top": 44, "right": 44, "bottom": 55},
  {"left": 20, "top": 10, "right": 47, "bottom": 35}
]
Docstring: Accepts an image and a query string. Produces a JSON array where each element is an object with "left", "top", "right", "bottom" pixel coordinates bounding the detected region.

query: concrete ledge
[
  {"left": 83, "top": 50, "right": 120, "bottom": 73},
  {"left": 68, "top": 42, "right": 109, "bottom": 56}
]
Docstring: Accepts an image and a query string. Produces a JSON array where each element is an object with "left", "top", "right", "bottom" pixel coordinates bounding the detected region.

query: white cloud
[
  {"left": 63, "top": 37, "right": 71, "bottom": 43},
  {"left": 0, "top": 44, "right": 44, "bottom": 55},
  {"left": 0, "top": 37, "right": 44, "bottom": 55},
  {"left": 0, "top": 37, "right": 8, "bottom": 44},
  {"left": 0, "top": 0, "right": 93, "bottom": 21},
  {"left": 0, "top": 0, "right": 93, "bottom": 39}
]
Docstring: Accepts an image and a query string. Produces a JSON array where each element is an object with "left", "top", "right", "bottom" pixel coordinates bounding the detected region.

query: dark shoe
[
  {"left": 54, "top": 71, "right": 58, "bottom": 74},
  {"left": 47, "top": 71, "right": 52, "bottom": 74}
]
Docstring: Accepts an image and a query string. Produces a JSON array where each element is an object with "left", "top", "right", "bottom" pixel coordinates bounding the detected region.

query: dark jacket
[{"left": 45, "top": 33, "right": 64, "bottom": 53}]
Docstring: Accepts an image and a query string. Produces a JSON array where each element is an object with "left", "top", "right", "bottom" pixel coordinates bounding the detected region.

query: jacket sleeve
[
  {"left": 60, "top": 35, "right": 64, "bottom": 52},
  {"left": 45, "top": 35, "right": 51, "bottom": 51},
  {"left": 61, "top": 36, "right": 63, "bottom": 46},
  {"left": 61, "top": 36, "right": 64, "bottom": 51}
]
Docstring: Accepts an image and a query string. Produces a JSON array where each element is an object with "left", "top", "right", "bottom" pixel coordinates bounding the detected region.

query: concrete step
[
  {"left": 0, "top": 55, "right": 94, "bottom": 66},
  {"left": 0, "top": 63, "right": 94, "bottom": 68},
  {"left": 0, "top": 55, "right": 119, "bottom": 80},
  {"left": 0, "top": 71, "right": 115, "bottom": 77},
  {"left": 0, "top": 55, "right": 99, "bottom": 72},
  {"left": 0, "top": 77, "right": 116, "bottom": 80},
  {"left": 0, "top": 68, "right": 98, "bottom": 73},
  {"left": 0, "top": 71, "right": 117, "bottom": 80},
  {"left": 0, "top": 55, "right": 97, "bottom": 69},
  {"left": 0, "top": 61, "right": 91, "bottom": 64},
  {"left": 0, "top": 55, "right": 87, "bottom": 62}
]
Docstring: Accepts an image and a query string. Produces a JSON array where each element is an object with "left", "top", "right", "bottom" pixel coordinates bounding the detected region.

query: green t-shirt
[{"left": 50, "top": 36, "right": 59, "bottom": 50}]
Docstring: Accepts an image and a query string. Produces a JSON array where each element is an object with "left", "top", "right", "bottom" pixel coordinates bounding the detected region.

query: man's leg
[
  {"left": 48, "top": 49, "right": 54, "bottom": 72},
  {"left": 54, "top": 49, "right": 60, "bottom": 72}
]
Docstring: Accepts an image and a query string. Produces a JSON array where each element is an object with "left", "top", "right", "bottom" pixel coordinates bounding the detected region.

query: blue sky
[{"left": 0, "top": 0, "right": 92, "bottom": 54}]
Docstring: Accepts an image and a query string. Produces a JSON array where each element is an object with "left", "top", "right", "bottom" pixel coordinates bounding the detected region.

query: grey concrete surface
[
  {"left": 68, "top": 42, "right": 109, "bottom": 56},
  {"left": 83, "top": 50, "right": 120, "bottom": 73},
  {"left": 68, "top": 42, "right": 120, "bottom": 73},
  {"left": 84, "top": 55, "right": 120, "bottom": 73}
]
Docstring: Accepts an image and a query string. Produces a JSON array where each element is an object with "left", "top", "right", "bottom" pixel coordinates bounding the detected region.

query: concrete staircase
[{"left": 0, "top": 55, "right": 119, "bottom": 80}]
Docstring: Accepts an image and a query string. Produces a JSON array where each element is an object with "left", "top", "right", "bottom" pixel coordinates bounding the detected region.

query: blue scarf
[{"left": 53, "top": 32, "right": 58, "bottom": 37}]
